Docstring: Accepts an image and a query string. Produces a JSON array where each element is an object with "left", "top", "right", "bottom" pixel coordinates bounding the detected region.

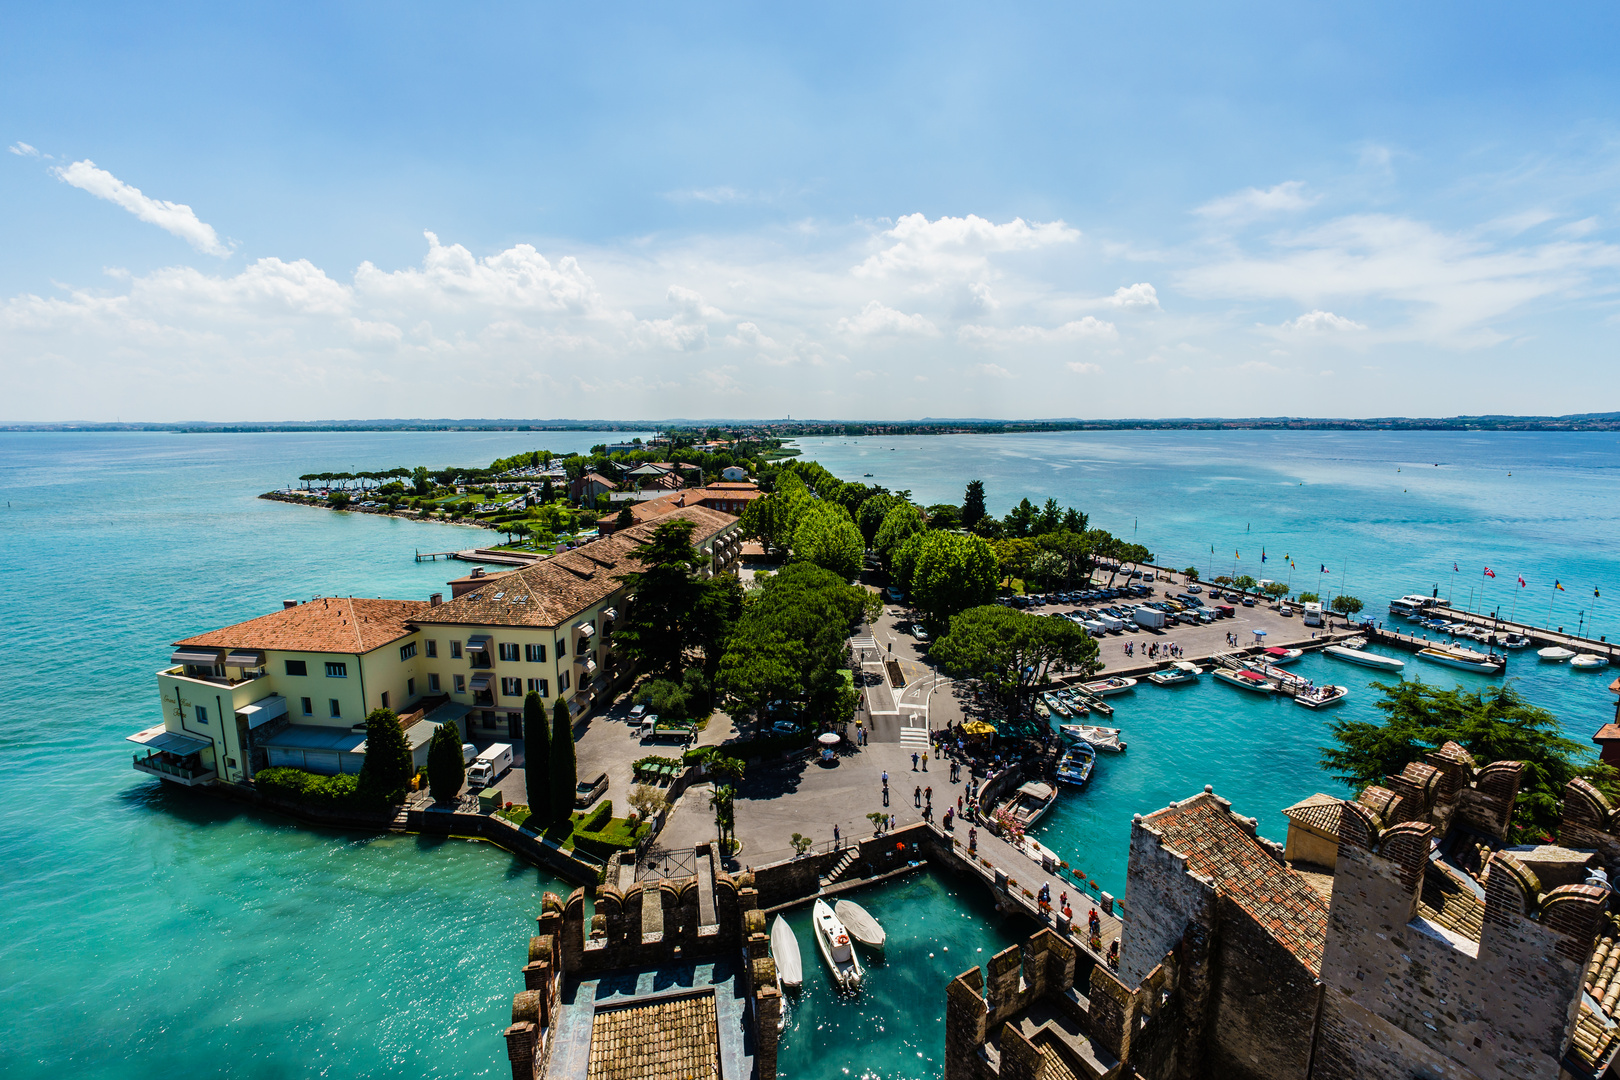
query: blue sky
[{"left": 3, "top": 2, "right": 1618, "bottom": 421}]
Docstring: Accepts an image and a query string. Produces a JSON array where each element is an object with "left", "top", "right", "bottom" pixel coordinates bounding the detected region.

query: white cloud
[
  {"left": 725, "top": 321, "right": 777, "bottom": 348},
  {"left": 669, "top": 186, "right": 745, "bottom": 204},
  {"left": 837, "top": 300, "right": 939, "bottom": 337},
  {"left": 355, "top": 231, "right": 602, "bottom": 315},
  {"left": 1066, "top": 362, "right": 1102, "bottom": 375},
  {"left": 1108, "top": 282, "right": 1159, "bottom": 309},
  {"left": 1280, "top": 310, "right": 1366, "bottom": 333},
  {"left": 9, "top": 142, "right": 39, "bottom": 157},
  {"left": 52, "top": 160, "right": 231, "bottom": 256},
  {"left": 958, "top": 316, "right": 1117, "bottom": 345},
  {"left": 853, "top": 212, "right": 1078, "bottom": 279},
  {"left": 969, "top": 362, "right": 1014, "bottom": 379},
  {"left": 1195, "top": 180, "right": 1316, "bottom": 221}
]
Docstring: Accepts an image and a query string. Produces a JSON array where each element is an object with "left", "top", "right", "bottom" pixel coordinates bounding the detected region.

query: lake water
[{"left": 2, "top": 428, "right": 1616, "bottom": 1079}]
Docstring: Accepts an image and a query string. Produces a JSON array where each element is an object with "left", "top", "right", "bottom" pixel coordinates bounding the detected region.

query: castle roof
[
  {"left": 1282, "top": 793, "right": 1344, "bottom": 837},
  {"left": 1142, "top": 794, "right": 1329, "bottom": 974}
]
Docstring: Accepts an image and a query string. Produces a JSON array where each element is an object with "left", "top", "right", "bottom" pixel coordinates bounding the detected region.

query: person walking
[
  {"left": 833, "top": 823, "right": 840, "bottom": 847},
  {"left": 968, "top": 826, "right": 977, "bottom": 852},
  {"left": 914, "top": 785, "right": 922, "bottom": 807},
  {"left": 922, "top": 751, "right": 928, "bottom": 771},
  {"left": 925, "top": 785, "right": 932, "bottom": 806},
  {"left": 912, "top": 751, "right": 919, "bottom": 771}
]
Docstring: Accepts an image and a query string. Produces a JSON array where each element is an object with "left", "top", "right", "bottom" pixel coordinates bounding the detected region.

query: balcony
[{"left": 132, "top": 752, "right": 217, "bottom": 786}]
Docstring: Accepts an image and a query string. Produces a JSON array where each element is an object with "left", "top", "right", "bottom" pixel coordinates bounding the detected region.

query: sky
[{"left": 2, "top": 2, "right": 1619, "bottom": 422}]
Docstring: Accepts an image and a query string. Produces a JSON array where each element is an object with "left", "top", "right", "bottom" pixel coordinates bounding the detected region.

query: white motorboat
[
  {"left": 1323, "top": 644, "right": 1406, "bottom": 672},
  {"left": 1056, "top": 742, "right": 1096, "bottom": 785},
  {"left": 1059, "top": 724, "right": 1126, "bottom": 752},
  {"left": 1259, "top": 646, "right": 1304, "bottom": 665},
  {"left": 1081, "top": 676, "right": 1137, "bottom": 697},
  {"left": 833, "top": 899, "right": 886, "bottom": 951},
  {"left": 811, "top": 899, "right": 863, "bottom": 990},
  {"left": 771, "top": 914, "right": 803, "bottom": 990},
  {"left": 1214, "top": 668, "right": 1276, "bottom": 693},
  {"left": 997, "top": 781, "right": 1059, "bottom": 828},
  {"left": 1294, "top": 684, "right": 1348, "bottom": 709},
  {"left": 1501, "top": 634, "right": 1532, "bottom": 649},
  {"left": 1571, "top": 654, "right": 1610, "bottom": 671},
  {"left": 1417, "top": 646, "right": 1504, "bottom": 674},
  {"left": 1538, "top": 646, "right": 1577, "bottom": 662},
  {"left": 1147, "top": 660, "right": 1202, "bottom": 686}
]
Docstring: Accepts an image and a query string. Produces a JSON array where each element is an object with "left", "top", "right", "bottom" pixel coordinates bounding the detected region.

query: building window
[
  {"left": 428, "top": 673, "right": 441, "bottom": 692},
  {"left": 557, "top": 637, "right": 567, "bottom": 657},
  {"left": 501, "top": 677, "right": 523, "bottom": 697},
  {"left": 194, "top": 705, "right": 209, "bottom": 725},
  {"left": 450, "top": 641, "right": 463, "bottom": 659},
  {"left": 380, "top": 691, "right": 390, "bottom": 710},
  {"left": 301, "top": 696, "right": 313, "bottom": 716},
  {"left": 400, "top": 641, "right": 417, "bottom": 661},
  {"left": 329, "top": 699, "right": 342, "bottom": 718},
  {"left": 426, "top": 639, "right": 438, "bottom": 658},
  {"left": 525, "top": 643, "right": 547, "bottom": 663},
  {"left": 325, "top": 662, "right": 348, "bottom": 678},
  {"left": 499, "top": 642, "right": 520, "bottom": 662},
  {"left": 407, "top": 678, "right": 415, "bottom": 697},
  {"left": 454, "top": 674, "right": 466, "bottom": 694},
  {"left": 559, "top": 671, "right": 570, "bottom": 692},
  {"left": 285, "top": 660, "right": 307, "bottom": 676},
  {"left": 527, "top": 678, "right": 549, "bottom": 697}
]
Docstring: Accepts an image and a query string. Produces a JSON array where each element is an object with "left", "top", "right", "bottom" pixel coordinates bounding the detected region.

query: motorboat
[
  {"left": 1260, "top": 647, "right": 1304, "bottom": 665},
  {"left": 997, "top": 781, "right": 1059, "bottom": 828},
  {"left": 1417, "top": 646, "right": 1505, "bottom": 674},
  {"left": 1390, "top": 595, "right": 1443, "bottom": 619},
  {"left": 834, "top": 899, "right": 886, "bottom": 951},
  {"left": 811, "top": 899, "right": 864, "bottom": 990},
  {"left": 1294, "top": 684, "right": 1348, "bottom": 708},
  {"left": 1538, "top": 646, "right": 1577, "bottom": 662},
  {"left": 1571, "top": 654, "right": 1610, "bottom": 671},
  {"left": 1041, "top": 692, "right": 1073, "bottom": 719},
  {"left": 1081, "top": 676, "right": 1137, "bottom": 697},
  {"left": 1147, "top": 660, "right": 1202, "bottom": 686},
  {"left": 1060, "top": 724, "right": 1125, "bottom": 752},
  {"left": 1056, "top": 742, "right": 1096, "bottom": 785},
  {"left": 1214, "top": 668, "right": 1277, "bottom": 693},
  {"left": 1501, "top": 634, "right": 1532, "bottom": 649},
  {"left": 1322, "top": 644, "right": 1406, "bottom": 672},
  {"left": 771, "top": 914, "right": 803, "bottom": 990}
]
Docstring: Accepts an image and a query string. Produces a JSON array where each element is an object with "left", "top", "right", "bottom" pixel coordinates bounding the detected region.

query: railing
[{"left": 133, "top": 754, "right": 216, "bottom": 784}]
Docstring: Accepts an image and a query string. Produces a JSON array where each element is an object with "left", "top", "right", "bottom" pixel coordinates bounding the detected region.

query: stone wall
[
  {"left": 1203, "top": 894, "right": 1320, "bottom": 1080},
  {"left": 1121, "top": 812, "right": 1217, "bottom": 986}
]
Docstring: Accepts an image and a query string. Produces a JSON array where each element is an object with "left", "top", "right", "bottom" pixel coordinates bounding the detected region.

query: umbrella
[
  {"left": 1253, "top": 629, "right": 1268, "bottom": 637},
  {"left": 817, "top": 732, "right": 841, "bottom": 746},
  {"left": 963, "top": 720, "right": 997, "bottom": 736}
]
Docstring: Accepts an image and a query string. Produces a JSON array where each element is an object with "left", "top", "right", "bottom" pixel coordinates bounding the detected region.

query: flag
[
  {"left": 1518, "top": 576, "right": 1526, "bottom": 587},
  {"left": 1235, "top": 551, "right": 1240, "bottom": 559},
  {"left": 1484, "top": 567, "right": 1496, "bottom": 578},
  {"left": 1597, "top": 587, "right": 1602, "bottom": 598},
  {"left": 1555, "top": 580, "right": 1565, "bottom": 591},
  {"left": 1261, "top": 549, "right": 1267, "bottom": 563},
  {"left": 1320, "top": 564, "right": 1328, "bottom": 574},
  {"left": 1454, "top": 563, "right": 1459, "bottom": 573}
]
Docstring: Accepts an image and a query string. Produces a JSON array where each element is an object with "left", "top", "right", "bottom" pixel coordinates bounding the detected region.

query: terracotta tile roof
[
  {"left": 1141, "top": 794, "right": 1329, "bottom": 974},
  {"left": 1594, "top": 724, "right": 1620, "bottom": 744},
  {"left": 175, "top": 597, "right": 428, "bottom": 655},
  {"left": 1417, "top": 862, "right": 1484, "bottom": 941},
  {"left": 587, "top": 991, "right": 719, "bottom": 1080},
  {"left": 418, "top": 506, "right": 734, "bottom": 629},
  {"left": 1282, "top": 793, "right": 1344, "bottom": 837}
]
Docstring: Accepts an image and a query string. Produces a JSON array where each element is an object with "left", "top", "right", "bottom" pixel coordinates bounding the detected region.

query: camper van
[
  {"left": 467, "top": 743, "right": 513, "bottom": 787},
  {"left": 1302, "top": 601, "right": 1324, "bottom": 627}
]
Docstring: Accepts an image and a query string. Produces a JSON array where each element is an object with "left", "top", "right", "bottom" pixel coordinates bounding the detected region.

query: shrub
[
  {"left": 256, "top": 767, "right": 314, "bottom": 801},
  {"left": 580, "top": 799, "right": 613, "bottom": 833},
  {"left": 304, "top": 773, "right": 359, "bottom": 808},
  {"left": 255, "top": 767, "right": 359, "bottom": 809}
]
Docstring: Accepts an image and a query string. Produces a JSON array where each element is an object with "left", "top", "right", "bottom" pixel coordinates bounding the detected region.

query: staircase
[{"left": 819, "top": 848, "right": 861, "bottom": 889}]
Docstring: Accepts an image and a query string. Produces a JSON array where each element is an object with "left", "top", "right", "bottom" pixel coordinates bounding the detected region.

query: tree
[
  {"left": 1321, "top": 682, "right": 1618, "bottom": 843},
  {"left": 523, "top": 691, "right": 551, "bottom": 812},
  {"left": 792, "top": 501, "right": 864, "bottom": 580},
  {"left": 855, "top": 492, "right": 898, "bottom": 547},
  {"left": 411, "top": 466, "right": 432, "bottom": 496},
  {"left": 931, "top": 606, "right": 1100, "bottom": 717},
  {"left": 1332, "top": 594, "right": 1364, "bottom": 617},
  {"left": 1182, "top": 566, "right": 1200, "bottom": 581},
  {"left": 629, "top": 783, "right": 669, "bottom": 824},
  {"left": 990, "top": 537, "right": 1040, "bottom": 588},
  {"left": 898, "top": 531, "right": 999, "bottom": 629},
  {"left": 615, "top": 505, "right": 633, "bottom": 530},
  {"left": 357, "top": 707, "right": 414, "bottom": 804},
  {"left": 701, "top": 752, "right": 746, "bottom": 854},
  {"left": 926, "top": 504, "right": 961, "bottom": 530},
  {"left": 1263, "top": 582, "right": 1291, "bottom": 599},
  {"left": 873, "top": 501, "right": 925, "bottom": 571},
  {"left": 1297, "top": 591, "right": 1320, "bottom": 603},
  {"left": 1234, "top": 575, "right": 1257, "bottom": 591},
  {"left": 426, "top": 720, "right": 466, "bottom": 803},
  {"left": 962, "top": 480, "right": 987, "bottom": 530},
  {"left": 790, "top": 833, "right": 814, "bottom": 855},
  {"left": 328, "top": 490, "right": 351, "bottom": 510},
  {"left": 549, "top": 697, "right": 577, "bottom": 824},
  {"left": 1003, "top": 498, "right": 1038, "bottom": 538},
  {"left": 616, "top": 519, "right": 705, "bottom": 677},
  {"left": 867, "top": 811, "right": 888, "bottom": 834}
]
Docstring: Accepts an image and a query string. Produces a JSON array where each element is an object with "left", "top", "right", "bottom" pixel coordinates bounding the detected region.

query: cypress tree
[
  {"left": 357, "top": 707, "right": 414, "bottom": 804},
  {"left": 426, "top": 719, "right": 465, "bottom": 803},
  {"left": 523, "top": 691, "right": 552, "bottom": 813},
  {"left": 550, "top": 696, "right": 577, "bottom": 824}
]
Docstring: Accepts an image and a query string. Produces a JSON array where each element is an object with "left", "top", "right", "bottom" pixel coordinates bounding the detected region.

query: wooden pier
[{"left": 415, "top": 547, "right": 546, "bottom": 567}]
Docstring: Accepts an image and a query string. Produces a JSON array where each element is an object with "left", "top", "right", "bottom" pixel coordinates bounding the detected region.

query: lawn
[{"left": 495, "top": 806, "right": 646, "bottom": 853}]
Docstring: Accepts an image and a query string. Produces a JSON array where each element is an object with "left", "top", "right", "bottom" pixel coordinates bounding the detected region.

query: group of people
[{"left": 1124, "top": 641, "right": 1182, "bottom": 660}]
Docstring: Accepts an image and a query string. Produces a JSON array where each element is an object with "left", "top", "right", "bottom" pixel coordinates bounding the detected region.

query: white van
[
  {"left": 1302, "top": 602, "right": 1323, "bottom": 627},
  {"left": 468, "top": 743, "right": 513, "bottom": 787},
  {"left": 460, "top": 743, "right": 478, "bottom": 765}
]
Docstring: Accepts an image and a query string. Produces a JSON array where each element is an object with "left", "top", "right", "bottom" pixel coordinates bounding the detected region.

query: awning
[
  {"left": 575, "top": 657, "right": 598, "bottom": 674},
  {"left": 225, "top": 650, "right": 266, "bottom": 667},
  {"left": 569, "top": 697, "right": 588, "bottom": 716},
  {"left": 575, "top": 621, "right": 596, "bottom": 638},
  {"left": 465, "top": 636, "right": 492, "bottom": 652},
  {"left": 171, "top": 648, "right": 224, "bottom": 664},
  {"left": 236, "top": 694, "right": 287, "bottom": 729},
  {"left": 469, "top": 674, "right": 494, "bottom": 690},
  {"left": 127, "top": 724, "right": 212, "bottom": 756},
  {"left": 602, "top": 608, "right": 618, "bottom": 622}
]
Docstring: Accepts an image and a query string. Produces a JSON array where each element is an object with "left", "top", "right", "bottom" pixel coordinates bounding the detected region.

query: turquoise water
[{"left": 2, "top": 429, "right": 1616, "bottom": 1078}]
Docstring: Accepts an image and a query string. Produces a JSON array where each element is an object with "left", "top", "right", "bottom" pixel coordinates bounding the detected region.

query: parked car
[
  {"left": 629, "top": 703, "right": 647, "bottom": 719},
  {"left": 911, "top": 624, "right": 929, "bottom": 641}
]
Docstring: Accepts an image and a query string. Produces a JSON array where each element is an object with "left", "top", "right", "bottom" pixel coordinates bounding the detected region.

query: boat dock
[
  {"left": 1416, "top": 605, "right": 1619, "bottom": 663},
  {"left": 414, "top": 547, "right": 546, "bottom": 567}
]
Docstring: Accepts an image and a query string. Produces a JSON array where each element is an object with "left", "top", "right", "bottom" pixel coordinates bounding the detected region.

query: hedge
[
  {"left": 255, "top": 766, "right": 367, "bottom": 808},
  {"left": 580, "top": 799, "right": 613, "bottom": 833},
  {"left": 572, "top": 820, "right": 650, "bottom": 860},
  {"left": 685, "top": 732, "right": 812, "bottom": 765}
]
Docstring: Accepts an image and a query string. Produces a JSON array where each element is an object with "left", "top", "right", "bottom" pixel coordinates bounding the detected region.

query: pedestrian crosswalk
[
  {"left": 900, "top": 714, "right": 930, "bottom": 747},
  {"left": 850, "top": 636, "right": 880, "bottom": 655}
]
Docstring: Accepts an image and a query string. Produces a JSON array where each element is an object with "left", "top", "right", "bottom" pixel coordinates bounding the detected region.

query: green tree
[
  {"left": 615, "top": 505, "right": 633, "bottom": 530},
  {"left": 549, "top": 697, "right": 577, "bottom": 824},
  {"left": 990, "top": 537, "right": 1041, "bottom": 588},
  {"left": 697, "top": 750, "right": 745, "bottom": 854},
  {"left": 1332, "top": 594, "right": 1364, "bottom": 617},
  {"left": 740, "top": 471, "right": 812, "bottom": 554},
  {"left": 357, "top": 707, "right": 414, "bottom": 804},
  {"left": 855, "top": 492, "right": 898, "bottom": 547},
  {"left": 1182, "top": 566, "right": 1200, "bottom": 581},
  {"left": 523, "top": 691, "right": 551, "bottom": 812},
  {"left": 898, "top": 531, "right": 999, "bottom": 628},
  {"left": 1321, "top": 682, "right": 1618, "bottom": 843},
  {"left": 616, "top": 519, "right": 705, "bottom": 677},
  {"left": 1297, "top": 591, "right": 1320, "bottom": 603},
  {"left": 1263, "top": 582, "right": 1291, "bottom": 599},
  {"left": 328, "top": 490, "right": 351, "bottom": 510},
  {"left": 1003, "top": 498, "right": 1038, "bottom": 538},
  {"left": 792, "top": 501, "right": 864, "bottom": 580},
  {"left": 962, "top": 480, "right": 987, "bottom": 530},
  {"left": 1234, "top": 574, "right": 1257, "bottom": 590},
  {"left": 1035, "top": 499, "right": 1063, "bottom": 536},
  {"left": 926, "top": 504, "right": 961, "bottom": 530},
  {"left": 873, "top": 501, "right": 925, "bottom": 571},
  {"left": 931, "top": 606, "right": 1100, "bottom": 717},
  {"left": 426, "top": 719, "right": 466, "bottom": 802}
]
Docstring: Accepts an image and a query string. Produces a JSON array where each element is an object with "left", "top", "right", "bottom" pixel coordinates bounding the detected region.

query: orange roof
[
  {"left": 176, "top": 597, "right": 428, "bottom": 655},
  {"left": 1282, "top": 793, "right": 1345, "bottom": 836},
  {"left": 1141, "top": 793, "right": 1329, "bottom": 973},
  {"left": 1594, "top": 724, "right": 1620, "bottom": 744}
]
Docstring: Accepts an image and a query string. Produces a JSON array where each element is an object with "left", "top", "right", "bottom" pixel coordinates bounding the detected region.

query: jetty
[
  {"left": 1412, "top": 605, "right": 1619, "bottom": 664},
  {"left": 414, "top": 547, "right": 546, "bottom": 567}
]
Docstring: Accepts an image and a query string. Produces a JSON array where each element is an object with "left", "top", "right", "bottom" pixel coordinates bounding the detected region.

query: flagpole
[
  {"left": 1547, "top": 585, "right": 1557, "bottom": 629},
  {"left": 1509, "top": 578, "right": 1519, "bottom": 624}
]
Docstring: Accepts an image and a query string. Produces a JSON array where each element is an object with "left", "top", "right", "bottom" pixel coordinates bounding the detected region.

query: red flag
[
  {"left": 1518, "top": 576, "right": 1526, "bottom": 587},
  {"left": 1483, "top": 567, "right": 1496, "bottom": 578}
]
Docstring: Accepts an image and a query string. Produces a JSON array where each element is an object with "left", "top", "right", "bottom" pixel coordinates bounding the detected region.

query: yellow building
[{"left": 130, "top": 505, "right": 740, "bottom": 786}]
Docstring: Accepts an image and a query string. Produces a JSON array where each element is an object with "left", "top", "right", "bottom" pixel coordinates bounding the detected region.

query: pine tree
[
  {"left": 523, "top": 691, "right": 552, "bottom": 812},
  {"left": 962, "top": 479, "right": 987, "bottom": 529},
  {"left": 426, "top": 719, "right": 466, "bottom": 802},
  {"left": 357, "top": 707, "right": 414, "bottom": 805},
  {"left": 550, "top": 697, "right": 578, "bottom": 824}
]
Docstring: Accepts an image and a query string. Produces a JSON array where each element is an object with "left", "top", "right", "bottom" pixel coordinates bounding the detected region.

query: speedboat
[
  {"left": 771, "top": 914, "right": 803, "bottom": 990},
  {"left": 1417, "top": 645, "right": 1504, "bottom": 674},
  {"left": 811, "top": 899, "right": 864, "bottom": 990},
  {"left": 1323, "top": 644, "right": 1406, "bottom": 672},
  {"left": 1501, "top": 634, "right": 1532, "bottom": 649},
  {"left": 1147, "top": 660, "right": 1202, "bottom": 686},
  {"left": 997, "top": 781, "right": 1059, "bottom": 828},
  {"left": 1215, "top": 668, "right": 1277, "bottom": 693},
  {"left": 1571, "top": 654, "right": 1610, "bottom": 671},
  {"left": 1294, "top": 684, "right": 1348, "bottom": 708},
  {"left": 1538, "top": 646, "right": 1577, "bottom": 662},
  {"left": 1260, "top": 647, "right": 1304, "bottom": 665},
  {"left": 833, "top": 899, "right": 886, "bottom": 951},
  {"left": 1060, "top": 724, "right": 1125, "bottom": 752},
  {"left": 1082, "top": 676, "right": 1137, "bottom": 697},
  {"left": 1056, "top": 742, "right": 1096, "bottom": 785}
]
